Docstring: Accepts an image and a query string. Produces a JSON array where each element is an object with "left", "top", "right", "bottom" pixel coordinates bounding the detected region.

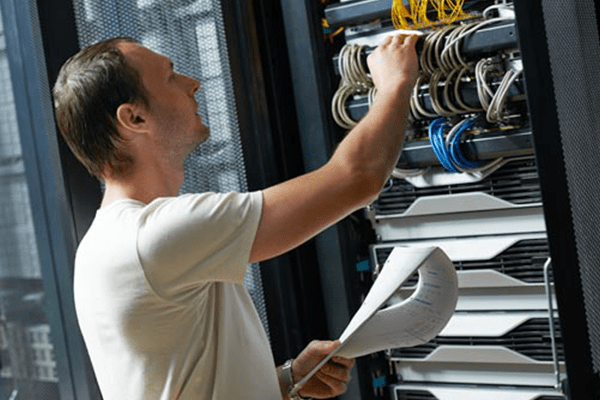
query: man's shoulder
[
  {"left": 141, "top": 191, "right": 262, "bottom": 220},
  {"left": 76, "top": 199, "right": 146, "bottom": 255}
]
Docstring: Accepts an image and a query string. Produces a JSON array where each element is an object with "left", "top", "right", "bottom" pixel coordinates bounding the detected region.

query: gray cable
[
  {"left": 486, "top": 66, "right": 522, "bottom": 123},
  {"left": 429, "top": 69, "right": 454, "bottom": 116},
  {"left": 333, "top": 44, "right": 374, "bottom": 129},
  {"left": 455, "top": 65, "right": 483, "bottom": 113},
  {"left": 412, "top": 75, "right": 438, "bottom": 119}
]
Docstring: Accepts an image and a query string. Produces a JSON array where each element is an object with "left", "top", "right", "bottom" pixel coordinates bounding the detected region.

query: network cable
[{"left": 429, "top": 117, "right": 506, "bottom": 174}]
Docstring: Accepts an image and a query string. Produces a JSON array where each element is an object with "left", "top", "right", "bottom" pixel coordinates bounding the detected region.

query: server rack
[{"left": 279, "top": 0, "right": 600, "bottom": 399}]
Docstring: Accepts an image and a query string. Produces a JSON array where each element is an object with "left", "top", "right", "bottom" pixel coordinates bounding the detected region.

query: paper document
[{"left": 290, "top": 246, "right": 458, "bottom": 396}]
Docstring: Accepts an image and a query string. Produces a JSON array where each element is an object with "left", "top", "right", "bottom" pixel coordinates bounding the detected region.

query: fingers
[
  {"left": 299, "top": 376, "right": 347, "bottom": 399},
  {"left": 380, "top": 32, "right": 402, "bottom": 46},
  {"left": 379, "top": 33, "right": 417, "bottom": 48},
  {"left": 379, "top": 34, "right": 394, "bottom": 47},
  {"left": 332, "top": 355, "right": 355, "bottom": 369},
  {"left": 367, "top": 33, "right": 419, "bottom": 70},
  {"left": 391, "top": 33, "right": 406, "bottom": 44},
  {"left": 404, "top": 34, "right": 419, "bottom": 49},
  {"left": 314, "top": 370, "right": 349, "bottom": 395},
  {"left": 301, "top": 366, "right": 351, "bottom": 398},
  {"left": 293, "top": 340, "right": 341, "bottom": 382},
  {"left": 320, "top": 359, "right": 353, "bottom": 382},
  {"left": 294, "top": 340, "right": 356, "bottom": 399},
  {"left": 303, "top": 340, "right": 340, "bottom": 358},
  {"left": 301, "top": 341, "right": 354, "bottom": 370}
]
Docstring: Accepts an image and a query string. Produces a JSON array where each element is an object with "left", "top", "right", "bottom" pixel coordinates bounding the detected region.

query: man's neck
[{"left": 100, "top": 162, "right": 185, "bottom": 207}]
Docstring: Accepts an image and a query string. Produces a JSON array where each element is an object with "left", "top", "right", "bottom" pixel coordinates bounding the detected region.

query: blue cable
[
  {"left": 429, "top": 119, "right": 459, "bottom": 173},
  {"left": 430, "top": 119, "right": 457, "bottom": 172},
  {"left": 449, "top": 118, "right": 482, "bottom": 170},
  {"left": 428, "top": 120, "right": 447, "bottom": 168}
]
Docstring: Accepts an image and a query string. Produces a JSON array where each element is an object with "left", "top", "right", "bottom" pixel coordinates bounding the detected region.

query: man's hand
[
  {"left": 367, "top": 34, "right": 419, "bottom": 97},
  {"left": 291, "top": 340, "right": 355, "bottom": 399}
]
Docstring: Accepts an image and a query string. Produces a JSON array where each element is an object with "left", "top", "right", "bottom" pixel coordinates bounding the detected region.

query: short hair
[{"left": 53, "top": 37, "right": 149, "bottom": 179}]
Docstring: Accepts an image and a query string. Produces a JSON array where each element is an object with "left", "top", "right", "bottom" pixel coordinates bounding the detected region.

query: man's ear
[{"left": 116, "top": 103, "right": 148, "bottom": 134}]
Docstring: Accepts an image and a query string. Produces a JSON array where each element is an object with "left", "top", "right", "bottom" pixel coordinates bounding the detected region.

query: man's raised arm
[{"left": 249, "top": 34, "right": 419, "bottom": 264}]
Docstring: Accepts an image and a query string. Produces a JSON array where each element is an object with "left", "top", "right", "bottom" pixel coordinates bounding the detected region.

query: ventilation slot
[
  {"left": 394, "top": 388, "right": 563, "bottom": 400},
  {"left": 395, "top": 389, "right": 437, "bottom": 400},
  {"left": 375, "top": 239, "right": 550, "bottom": 286},
  {"left": 374, "top": 157, "right": 542, "bottom": 216},
  {"left": 392, "top": 318, "right": 564, "bottom": 362},
  {"left": 534, "top": 398, "right": 565, "bottom": 400}
]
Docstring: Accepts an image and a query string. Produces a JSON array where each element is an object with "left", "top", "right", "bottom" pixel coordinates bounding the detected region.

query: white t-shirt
[{"left": 74, "top": 191, "right": 281, "bottom": 400}]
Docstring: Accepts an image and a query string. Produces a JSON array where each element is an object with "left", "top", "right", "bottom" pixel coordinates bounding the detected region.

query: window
[{"left": 0, "top": 5, "right": 61, "bottom": 399}]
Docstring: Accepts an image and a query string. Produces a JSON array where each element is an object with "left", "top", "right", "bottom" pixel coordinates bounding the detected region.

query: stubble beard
[{"left": 195, "top": 122, "right": 211, "bottom": 148}]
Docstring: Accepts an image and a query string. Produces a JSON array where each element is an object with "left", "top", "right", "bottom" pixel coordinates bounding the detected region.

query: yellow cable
[
  {"left": 392, "top": 0, "right": 411, "bottom": 29},
  {"left": 392, "top": 0, "right": 471, "bottom": 29},
  {"left": 417, "top": 0, "right": 430, "bottom": 27}
]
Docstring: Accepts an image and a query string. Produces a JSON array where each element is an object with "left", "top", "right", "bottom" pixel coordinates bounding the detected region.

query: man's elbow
[
  {"left": 326, "top": 156, "right": 389, "bottom": 208},
  {"left": 347, "top": 168, "right": 388, "bottom": 208}
]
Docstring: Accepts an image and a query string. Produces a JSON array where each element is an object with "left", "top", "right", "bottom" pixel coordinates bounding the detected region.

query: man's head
[
  {"left": 53, "top": 37, "right": 147, "bottom": 179},
  {"left": 53, "top": 38, "right": 208, "bottom": 180}
]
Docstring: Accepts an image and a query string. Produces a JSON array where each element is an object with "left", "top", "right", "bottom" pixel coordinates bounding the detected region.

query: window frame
[{"left": 0, "top": 0, "right": 101, "bottom": 398}]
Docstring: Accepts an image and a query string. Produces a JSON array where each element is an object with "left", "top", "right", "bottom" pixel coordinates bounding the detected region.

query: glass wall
[{"left": 0, "top": 6, "right": 60, "bottom": 400}]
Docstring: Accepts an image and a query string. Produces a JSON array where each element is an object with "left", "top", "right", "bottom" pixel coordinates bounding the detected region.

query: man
[{"left": 52, "top": 33, "right": 418, "bottom": 399}]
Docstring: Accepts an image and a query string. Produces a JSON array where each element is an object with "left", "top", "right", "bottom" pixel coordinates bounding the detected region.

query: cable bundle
[
  {"left": 332, "top": 44, "right": 376, "bottom": 130},
  {"left": 338, "top": 44, "right": 372, "bottom": 87},
  {"left": 411, "top": 3, "right": 520, "bottom": 121},
  {"left": 417, "top": 4, "right": 515, "bottom": 76},
  {"left": 411, "top": 65, "right": 484, "bottom": 121},
  {"left": 429, "top": 118, "right": 459, "bottom": 172},
  {"left": 392, "top": 0, "right": 472, "bottom": 29},
  {"left": 476, "top": 57, "right": 522, "bottom": 123},
  {"left": 331, "top": 4, "right": 521, "bottom": 179},
  {"left": 429, "top": 117, "right": 504, "bottom": 173}
]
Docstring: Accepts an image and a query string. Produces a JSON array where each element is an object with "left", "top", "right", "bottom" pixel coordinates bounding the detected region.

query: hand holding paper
[{"left": 289, "top": 246, "right": 458, "bottom": 397}]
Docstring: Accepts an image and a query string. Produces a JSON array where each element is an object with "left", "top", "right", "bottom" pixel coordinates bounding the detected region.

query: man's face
[{"left": 118, "top": 42, "right": 210, "bottom": 159}]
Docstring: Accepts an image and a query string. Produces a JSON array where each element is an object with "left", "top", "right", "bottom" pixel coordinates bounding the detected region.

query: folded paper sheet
[
  {"left": 338, "top": 246, "right": 458, "bottom": 357},
  {"left": 290, "top": 246, "right": 458, "bottom": 396}
]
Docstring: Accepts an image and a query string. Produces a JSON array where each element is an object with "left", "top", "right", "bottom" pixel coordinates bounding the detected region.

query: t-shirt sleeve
[{"left": 136, "top": 191, "right": 263, "bottom": 300}]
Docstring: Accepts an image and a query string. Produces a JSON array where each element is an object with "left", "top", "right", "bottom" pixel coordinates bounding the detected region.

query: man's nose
[{"left": 189, "top": 76, "right": 200, "bottom": 96}]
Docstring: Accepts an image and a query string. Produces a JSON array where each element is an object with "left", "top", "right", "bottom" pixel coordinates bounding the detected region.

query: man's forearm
[{"left": 329, "top": 79, "right": 414, "bottom": 194}]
